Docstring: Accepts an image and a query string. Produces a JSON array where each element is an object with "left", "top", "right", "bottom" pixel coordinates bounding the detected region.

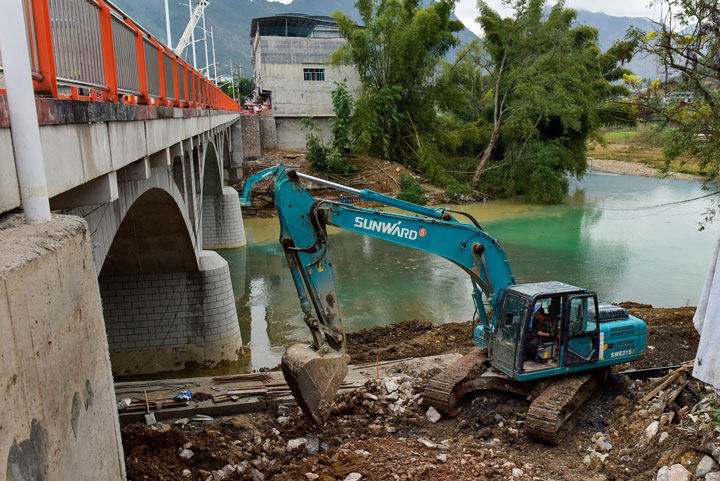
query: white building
[{"left": 251, "top": 14, "right": 361, "bottom": 149}]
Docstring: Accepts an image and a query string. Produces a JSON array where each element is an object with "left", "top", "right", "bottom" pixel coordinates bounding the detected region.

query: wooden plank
[{"left": 641, "top": 369, "right": 685, "bottom": 403}]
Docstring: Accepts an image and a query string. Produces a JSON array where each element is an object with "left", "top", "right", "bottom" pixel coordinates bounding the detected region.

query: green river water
[{"left": 218, "top": 171, "right": 720, "bottom": 371}]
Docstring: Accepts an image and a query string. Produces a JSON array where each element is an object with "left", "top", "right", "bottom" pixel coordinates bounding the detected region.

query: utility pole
[
  {"left": 164, "top": 0, "right": 172, "bottom": 46},
  {"left": 210, "top": 26, "right": 217, "bottom": 84},
  {"left": 233, "top": 64, "right": 241, "bottom": 102},
  {"left": 201, "top": 9, "right": 210, "bottom": 77},
  {"left": 188, "top": 0, "right": 197, "bottom": 69},
  {"left": 229, "top": 59, "right": 236, "bottom": 101}
]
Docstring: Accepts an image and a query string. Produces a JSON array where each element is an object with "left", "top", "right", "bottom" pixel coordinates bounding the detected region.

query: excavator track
[
  {"left": 424, "top": 348, "right": 489, "bottom": 417},
  {"left": 525, "top": 368, "right": 609, "bottom": 444}
]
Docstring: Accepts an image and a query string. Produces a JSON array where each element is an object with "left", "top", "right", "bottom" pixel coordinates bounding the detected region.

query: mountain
[
  {"left": 109, "top": 0, "right": 477, "bottom": 79},
  {"left": 109, "top": 1, "right": 660, "bottom": 81},
  {"left": 572, "top": 9, "right": 659, "bottom": 79}
]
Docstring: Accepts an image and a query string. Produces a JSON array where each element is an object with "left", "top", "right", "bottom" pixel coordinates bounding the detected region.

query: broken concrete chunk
[
  {"left": 277, "top": 416, "right": 290, "bottom": 426},
  {"left": 179, "top": 449, "right": 194, "bottom": 460},
  {"left": 666, "top": 464, "right": 691, "bottom": 481},
  {"left": 426, "top": 406, "right": 441, "bottom": 423},
  {"left": 277, "top": 404, "right": 291, "bottom": 416},
  {"left": 306, "top": 433, "right": 320, "bottom": 455},
  {"left": 697, "top": 455, "right": 719, "bottom": 478},
  {"left": 344, "top": 473, "right": 363, "bottom": 481},
  {"left": 512, "top": 468, "right": 524, "bottom": 478},
  {"left": 659, "top": 432, "right": 669, "bottom": 444},
  {"left": 251, "top": 468, "right": 265, "bottom": 481},
  {"left": 182, "top": 469, "right": 192, "bottom": 478},
  {"left": 418, "top": 439, "right": 437, "bottom": 449},
  {"left": 645, "top": 421, "right": 660, "bottom": 440},
  {"left": 706, "top": 473, "right": 720, "bottom": 481},
  {"left": 305, "top": 474, "right": 319, "bottom": 480},
  {"left": 287, "top": 438, "right": 307, "bottom": 453},
  {"left": 436, "top": 454, "right": 448, "bottom": 463},
  {"left": 594, "top": 436, "right": 613, "bottom": 452},
  {"left": 363, "top": 393, "right": 379, "bottom": 401},
  {"left": 385, "top": 380, "right": 399, "bottom": 394}
]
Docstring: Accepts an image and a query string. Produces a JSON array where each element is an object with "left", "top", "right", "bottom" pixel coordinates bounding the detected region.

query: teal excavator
[{"left": 239, "top": 165, "right": 647, "bottom": 443}]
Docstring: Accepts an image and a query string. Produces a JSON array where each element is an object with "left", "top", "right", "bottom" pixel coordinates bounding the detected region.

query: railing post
[
  {"left": 96, "top": 0, "right": 118, "bottom": 102},
  {"left": 150, "top": 37, "right": 166, "bottom": 105},
  {"left": 30, "top": 0, "right": 58, "bottom": 96}
]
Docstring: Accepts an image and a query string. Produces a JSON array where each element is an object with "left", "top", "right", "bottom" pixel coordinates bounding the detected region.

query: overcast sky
[{"left": 269, "top": 0, "right": 664, "bottom": 35}]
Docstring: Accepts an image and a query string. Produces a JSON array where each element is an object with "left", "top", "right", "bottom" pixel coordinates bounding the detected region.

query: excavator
[{"left": 238, "top": 165, "right": 647, "bottom": 443}]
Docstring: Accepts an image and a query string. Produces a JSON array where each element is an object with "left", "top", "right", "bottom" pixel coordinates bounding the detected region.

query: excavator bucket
[{"left": 281, "top": 344, "right": 350, "bottom": 426}]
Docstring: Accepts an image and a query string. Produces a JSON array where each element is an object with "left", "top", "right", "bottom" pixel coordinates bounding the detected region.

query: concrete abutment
[
  {"left": 100, "top": 251, "right": 243, "bottom": 376},
  {"left": 0, "top": 214, "right": 125, "bottom": 480}
]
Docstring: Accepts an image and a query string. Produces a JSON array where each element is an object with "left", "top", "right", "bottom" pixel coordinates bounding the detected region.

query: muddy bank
[{"left": 122, "top": 304, "right": 711, "bottom": 481}]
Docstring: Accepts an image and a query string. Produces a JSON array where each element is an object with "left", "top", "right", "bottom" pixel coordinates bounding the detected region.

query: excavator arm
[{"left": 239, "top": 166, "right": 516, "bottom": 425}]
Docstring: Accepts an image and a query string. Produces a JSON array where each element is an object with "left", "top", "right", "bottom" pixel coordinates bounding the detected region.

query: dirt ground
[{"left": 122, "top": 304, "right": 718, "bottom": 481}]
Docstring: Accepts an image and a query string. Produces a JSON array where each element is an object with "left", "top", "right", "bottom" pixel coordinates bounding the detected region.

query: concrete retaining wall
[
  {"left": 0, "top": 214, "right": 125, "bottom": 480},
  {"left": 100, "top": 250, "right": 243, "bottom": 375},
  {"left": 202, "top": 186, "right": 247, "bottom": 249},
  {"left": 240, "top": 115, "right": 261, "bottom": 160},
  {"left": 276, "top": 116, "right": 332, "bottom": 150},
  {"left": 259, "top": 113, "right": 278, "bottom": 149}
]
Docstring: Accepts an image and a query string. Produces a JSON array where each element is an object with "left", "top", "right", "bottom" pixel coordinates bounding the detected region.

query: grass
[{"left": 587, "top": 125, "right": 705, "bottom": 176}]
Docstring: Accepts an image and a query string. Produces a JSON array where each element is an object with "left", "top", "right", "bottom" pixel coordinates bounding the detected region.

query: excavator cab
[{"left": 488, "top": 282, "right": 602, "bottom": 381}]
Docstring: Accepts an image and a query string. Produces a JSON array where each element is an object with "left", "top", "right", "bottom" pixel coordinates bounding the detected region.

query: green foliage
[
  {"left": 219, "top": 76, "right": 255, "bottom": 101},
  {"left": 330, "top": 81, "right": 354, "bottom": 154},
  {"left": 331, "top": 0, "right": 463, "bottom": 179},
  {"left": 303, "top": 83, "right": 358, "bottom": 175},
  {"left": 623, "top": 0, "right": 720, "bottom": 225},
  {"left": 396, "top": 175, "right": 429, "bottom": 205},
  {"left": 436, "top": 0, "right": 634, "bottom": 202}
]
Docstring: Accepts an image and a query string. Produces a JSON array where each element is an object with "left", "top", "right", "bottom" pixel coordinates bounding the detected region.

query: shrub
[{"left": 396, "top": 175, "right": 429, "bottom": 205}]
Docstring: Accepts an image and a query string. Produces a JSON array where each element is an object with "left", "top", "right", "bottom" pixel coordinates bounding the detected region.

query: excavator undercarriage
[{"left": 424, "top": 348, "right": 610, "bottom": 444}]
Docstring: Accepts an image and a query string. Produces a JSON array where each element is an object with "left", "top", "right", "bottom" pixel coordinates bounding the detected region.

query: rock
[
  {"left": 507, "top": 427, "right": 520, "bottom": 439},
  {"left": 306, "top": 433, "right": 320, "bottom": 455},
  {"left": 399, "top": 374, "right": 414, "bottom": 384},
  {"left": 277, "top": 404, "right": 290, "bottom": 416},
  {"left": 595, "top": 436, "right": 613, "bottom": 452},
  {"left": 494, "top": 413, "right": 505, "bottom": 422},
  {"left": 305, "top": 474, "right": 319, "bottom": 480},
  {"left": 386, "top": 391, "right": 400, "bottom": 401},
  {"left": 386, "top": 426, "right": 396, "bottom": 433},
  {"left": 659, "top": 432, "right": 670, "bottom": 444},
  {"left": 657, "top": 466, "right": 670, "bottom": 481},
  {"left": 667, "top": 464, "right": 691, "bottom": 481},
  {"left": 436, "top": 454, "right": 447, "bottom": 463},
  {"left": 221, "top": 465, "right": 236, "bottom": 476},
  {"left": 583, "top": 455, "right": 592, "bottom": 467},
  {"left": 697, "top": 456, "right": 719, "bottom": 478},
  {"left": 419, "top": 439, "right": 437, "bottom": 449},
  {"left": 182, "top": 469, "right": 192, "bottom": 478},
  {"left": 363, "top": 393, "right": 379, "bottom": 401},
  {"left": 287, "top": 438, "right": 307, "bottom": 453},
  {"left": 385, "top": 380, "right": 399, "bottom": 394},
  {"left": 179, "top": 449, "right": 194, "bottom": 460},
  {"left": 251, "top": 469, "right": 265, "bottom": 481},
  {"left": 706, "top": 473, "right": 720, "bottom": 481},
  {"left": 277, "top": 416, "right": 290, "bottom": 426},
  {"left": 645, "top": 421, "right": 660, "bottom": 440},
  {"left": 512, "top": 468, "right": 524, "bottom": 478},
  {"left": 344, "top": 473, "right": 363, "bottom": 481},
  {"left": 368, "top": 424, "right": 384, "bottom": 436},
  {"left": 211, "top": 470, "right": 226, "bottom": 481},
  {"left": 426, "top": 406, "right": 441, "bottom": 423}
]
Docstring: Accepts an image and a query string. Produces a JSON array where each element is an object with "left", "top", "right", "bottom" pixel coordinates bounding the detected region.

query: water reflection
[{"left": 219, "top": 171, "right": 720, "bottom": 370}]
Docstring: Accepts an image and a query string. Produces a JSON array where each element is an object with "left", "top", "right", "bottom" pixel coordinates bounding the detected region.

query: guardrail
[{"left": 0, "top": 0, "right": 239, "bottom": 111}]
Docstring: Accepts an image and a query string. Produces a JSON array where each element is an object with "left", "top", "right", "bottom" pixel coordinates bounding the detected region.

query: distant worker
[{"left": 527, "top": 305, "right": 554, "bottom": 363}]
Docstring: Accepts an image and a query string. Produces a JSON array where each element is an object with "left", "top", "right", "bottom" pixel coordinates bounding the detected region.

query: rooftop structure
[{"left": 251, "top": 14, "right": 360, "bottom": 149}]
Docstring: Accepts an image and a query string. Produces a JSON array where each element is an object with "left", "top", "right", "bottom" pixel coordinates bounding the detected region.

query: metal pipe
[
  {"left": 164, "top": 0, "right": 172, "bottom": 46},
  {"left": 296, "top": 173, "right": 362, "bottom": 195},
  {"left": 210, "top": 26, "right": 216, "bottom": 84},
  {"left": 201, "top": 9, "right": 209, "bottom": 77},
  {"left": 0, "top": 0, "right": 51, "bottom": 223}
]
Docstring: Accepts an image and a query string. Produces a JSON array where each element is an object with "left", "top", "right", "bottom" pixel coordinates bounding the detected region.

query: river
[{"left": 218, "top": 171, "right": 720, "bottom": 371}]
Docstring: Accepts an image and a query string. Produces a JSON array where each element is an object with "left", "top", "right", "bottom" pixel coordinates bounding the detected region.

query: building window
[{"left": 303, "top": 68, "right": 325, "bottom": 81}]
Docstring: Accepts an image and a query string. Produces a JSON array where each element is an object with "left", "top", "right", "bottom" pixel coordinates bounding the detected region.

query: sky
[{"left": 267, "top": 0, "right": 664, "bottom": 35}]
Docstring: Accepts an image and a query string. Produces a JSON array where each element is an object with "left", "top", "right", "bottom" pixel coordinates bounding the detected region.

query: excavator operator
[{"left": 527, "top": 304, "right": 554, "bottom": 363}]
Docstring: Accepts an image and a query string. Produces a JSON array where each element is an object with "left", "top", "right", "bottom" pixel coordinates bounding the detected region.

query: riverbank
[
  {"left": 588, "top": 157, "right": 703, "bottom": 181},
  {"left": 121, "top": 303, "right": 712, "bottom": 481}
]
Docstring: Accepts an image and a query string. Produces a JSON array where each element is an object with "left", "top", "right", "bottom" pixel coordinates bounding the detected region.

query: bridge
[{"left": 0, "top": 1, "right": 275, "bottom": 479}]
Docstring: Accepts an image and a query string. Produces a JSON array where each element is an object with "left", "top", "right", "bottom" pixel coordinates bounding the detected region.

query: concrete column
[
  {"left": 0, "top": 214, "right": 125, "bottom": 480},
  {"left": 100, "top": 251, "right": 244, "bottom": 376},
  {"left": 240, "top": 115, "right": 261, "bottom": 160},
  {"left": 202, "top": 186, "right": 247, "bottom": 249},
  {"left": 258, "top": 112, "right": 277, "bottom": 149}
]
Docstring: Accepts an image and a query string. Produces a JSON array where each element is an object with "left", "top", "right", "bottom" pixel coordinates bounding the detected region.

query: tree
[
  {"left": 442, "top": 0, "right": 632, "bottom": 202},
  {"left": 219, "top": 76, "right": 255, "bottom": 101},
  {"left": 626, "top": 0, "right": 720, "bottom": 224},
  {"left": 331, "top": 0, "right": 464, "bottom": 186}
]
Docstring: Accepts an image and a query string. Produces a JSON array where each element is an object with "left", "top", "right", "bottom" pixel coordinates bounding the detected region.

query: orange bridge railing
[{"left": 0, "top": 0, "right": 240, "bottom": 111}]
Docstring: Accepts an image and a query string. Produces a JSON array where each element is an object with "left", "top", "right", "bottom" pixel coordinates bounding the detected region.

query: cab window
[
  {"left": 497, "top": 294, "right": 526, "bottom": 342},
  {"left": 568, "top": 296, "right": 597, "bottom": 336}
]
